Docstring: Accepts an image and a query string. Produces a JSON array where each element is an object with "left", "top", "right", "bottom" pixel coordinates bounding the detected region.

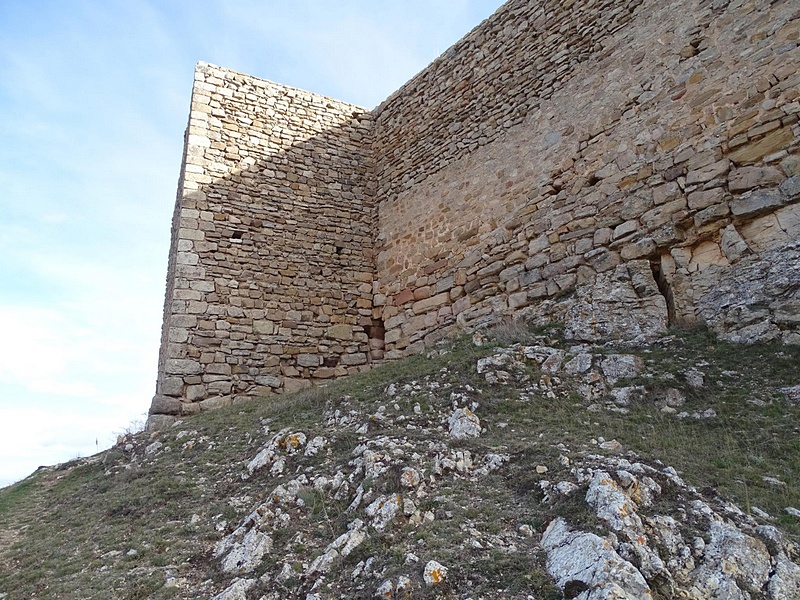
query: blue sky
[{"left": 0, "top": 0, "right": 503, "bottom": 487}]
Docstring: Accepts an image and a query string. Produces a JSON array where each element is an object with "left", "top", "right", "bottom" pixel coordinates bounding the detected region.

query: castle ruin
[{"left": 148, "top": 0, "right": 800, "bottom": 427}]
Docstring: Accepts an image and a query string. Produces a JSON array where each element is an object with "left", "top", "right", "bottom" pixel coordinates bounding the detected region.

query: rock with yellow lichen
[{"left": 422, "top": 560, "right": 447, "bottom": 587}]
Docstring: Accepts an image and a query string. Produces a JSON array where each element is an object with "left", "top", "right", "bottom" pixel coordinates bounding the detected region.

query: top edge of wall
[
  {"left": 372, "top": 0, "right": 511, "bottom": 115},
  {"left": 193, "top": 61, "right": 370, "bottom": 113}
]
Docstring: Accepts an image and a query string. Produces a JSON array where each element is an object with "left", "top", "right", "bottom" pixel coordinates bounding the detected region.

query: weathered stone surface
[
  {"left": 199, "top": 396, "right": 232, "bottom": 412},
  {"left": 149, "top": 395, "right": 182, "bottom": 416},
  {"left": 720, "top": 225, "right": 751, "bottom": 263},
  {"left": 600, "top": 355, "right": 645, "bottom": 384},
  {"left": 160, "top": 376, "right": 184, "bottom": 397},
  {"left": 327, "top": 324, "right": 354, "bottom": 341},
  {"left": 728, "top": 127, "right": 794, "bottom": 165},
  {"left": 145, "top": 414, "right": 177, "bottom": 431},
  {"left": 216, "top": 526, "right": 272, "bottom": 574},
  {"left": 212, "top": 579, "right": 255, "bottom": 600},
  {"left": 730, "top": 187, "right": 786, "bottom": 217},
  {"left": 296, "top": 354, "right": 321, "bottom": 368},
  {"left": 690, "top": 521, "right": 772, "bottom": 599},
  {"left": 688, "top": 187, "right": 725, "bottom": 210},
  {"left": 686, "top": 158, "right": 729, "bottom": 185},
  {"left": 447, "top": 407, "right": 481, "bottom": 439},
  {"left": 165, "top": 358, "right": 202, "bottom": 376},
  {"left": 781, "top": 175, "right": 800, "bottom": 199},
  {"left": 564, "top": 262, "right": 668, "bottom": 343},
  {"left": 422, "top": 560, "right": 448, "bottom": 587},
  {"left": 541, "top": 518, "right": 651, "bottom": 599},
  {"left": 728, "top": 166, "right": 784, "bottom": 192},
  {"left": 255, "top": 375, "right": 280, "bottom": 388},
  {"left": 695, "top": 241, "right": 800, "bottom": 344},
  {"left": 252, "top": 320, "right": 274, "bottom": 335}
]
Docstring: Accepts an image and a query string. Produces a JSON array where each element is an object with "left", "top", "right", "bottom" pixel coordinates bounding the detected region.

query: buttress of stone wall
[
  {"left": 374, "top": 0, "right": 800, "bottom": 357},
  {"left": 150, "top": 64, "right": 376, "bottom": 426}
]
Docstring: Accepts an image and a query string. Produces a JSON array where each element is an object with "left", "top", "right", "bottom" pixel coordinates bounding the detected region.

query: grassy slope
[{"left": 0, "top": 326, "right": 799, "bottom": 599}]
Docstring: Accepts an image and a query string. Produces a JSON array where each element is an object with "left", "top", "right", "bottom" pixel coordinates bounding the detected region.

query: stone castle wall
[
  {"left": 150, "top": 0, "right": 799, "bottom": 425},
  {"left": 372, "top": 0, "right": 800, "bottom": 357},
  {"left": 151, "top": 64, "right": 376, "bottom": 424}
]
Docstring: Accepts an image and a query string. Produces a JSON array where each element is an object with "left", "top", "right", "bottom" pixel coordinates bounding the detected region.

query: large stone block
[
  {"left": 728, "top": 127, "right": 794, "bottom": 165},
  {"left": 160, "top": 376, "right": 184, "bottom": 397},
  {"left": 326, "top": 324, "right": 354, "bottom": 340},
  {"left": 297, "top": 354, "right": 321, "bottom": 367},
  {"left": 686, "top": 159, "right": 729, "bottom": 185},
  {"left": 199, "top": 395, "right": 232, "bottom": 411},
  {"left": 255, "top": 375, "right": 281, "bottom": 388},
  {"left": 165, "top": 358, "right": 203, "bottom": 376},
  {"left": 728, "top": 166, "right": 784, "bottom": 192},
  {"left": 412, "top": 292, "right": 450, "bottom": 315},
  {"left": 149, "top": 395, "right": 183, "bottom": 416},
  {"left": 730, "top": 189, "right": 784, "bottom": 217}
]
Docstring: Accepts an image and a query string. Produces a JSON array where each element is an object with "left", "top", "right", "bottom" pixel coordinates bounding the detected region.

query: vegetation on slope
[{"left": 1, "top": 325, "right": 799, "bottom": 599}]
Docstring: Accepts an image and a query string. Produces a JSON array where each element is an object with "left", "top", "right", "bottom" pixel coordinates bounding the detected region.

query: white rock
[
  {"left": 375, "top": 579, "right": 394, "bottom": 597},
  {"left": 276, "top": 562, "right": 295, "bottom": 582},
  {"left": 448, "top": 407, "right": 481, "bottom": 439},
  {"left": 218, "top": 527, "right": 272, "bottom": 574},
  {"left": 690, "top": 520, "right": 772, "bottom": 599},
  {"left": 684, "top": 367, "right": 705, "bottom": 388},
  {"left": 307, "top": 520, "right": 366, "bottom": 575},
  {"left": 281, "top": 432, "right": 307, "bottom": 454},
  {"left": 600, "top": 354, "right": 644, "bottom": 384},
  {"left": 366, "top": 495, "right": 402, "bottom": 532},
  {"left": 396, "top": 575, "right": 413, "bottom": 594},
  {"left": 246, "top": 446, "right": 276, "bottom": 473},
  {"left": 564, "top": 353, "right": 593, "bottom": 374},
  {"left": 585, "top": 471, "right": 643, "bottom": 533},
  {"left": 599, "top": 439, "right": 623, "bottom": 452},
  {"left": 423, "top": 560, "right": 448, "bottom": 586},
  {"left": 610, "top": 386, "right": 644, "bottom": 406},
  {"left": 476, "top": 354, "right": 507, "bottom": 374},
  {"left": 541, "top": 518, "right": 651, "bottom": 599},
  {"left": 555, "top": 481, "right": 579, "bottom": 496},
  {"left": 476, "top": 453, "right": 509, "bottom": 475},
  {"left": 769, "top": 552, "right": 800, "bottom": 599},
  {"left": 212, "top": 578, "right": 256, "bottom": 600},
  {"left": 763, "top": 476, "right": 787, "bottom": 487},
  {"left": 269, "top": 457, "right": 285, "bottom": 476},
  {"left": 304, "top": 436, "right": 325, "bottom": 456},
  {"left": 400, "top": 467, "right": 421, "bottom": 488}
]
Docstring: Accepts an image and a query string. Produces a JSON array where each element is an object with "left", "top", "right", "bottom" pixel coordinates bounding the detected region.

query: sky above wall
[{"left": 0, "top": 0, "right": 504, "bottom": 488}]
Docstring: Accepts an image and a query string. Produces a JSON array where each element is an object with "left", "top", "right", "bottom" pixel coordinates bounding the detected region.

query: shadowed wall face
[{"left": 152, "top": 64, "right": 376, "bottom": 423}]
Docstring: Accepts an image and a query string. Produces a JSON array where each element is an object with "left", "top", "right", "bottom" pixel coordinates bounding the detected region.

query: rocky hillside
[{"left": 2, "top": 325, "right": 800, "bottom": 599}]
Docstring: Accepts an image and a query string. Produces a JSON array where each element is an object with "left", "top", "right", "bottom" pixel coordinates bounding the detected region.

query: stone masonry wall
[
  {"left": 150, "top": 0, "right": 800, "bottom": 426},
  {"left": 151, "top": 64, "right": 376, "bottom": 426},
  {"left": 373, "top": 0, "right": 800, "bottom": 357}
]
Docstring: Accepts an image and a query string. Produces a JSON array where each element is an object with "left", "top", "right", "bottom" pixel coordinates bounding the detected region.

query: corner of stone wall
[{"left": 149, "top": 64, "right": 379, "bottom": 428}]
